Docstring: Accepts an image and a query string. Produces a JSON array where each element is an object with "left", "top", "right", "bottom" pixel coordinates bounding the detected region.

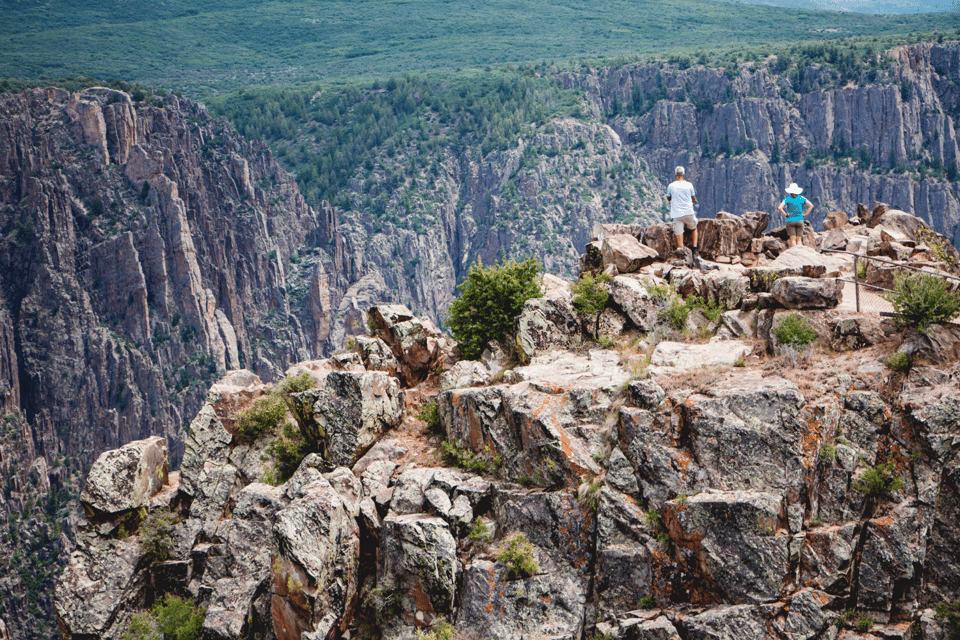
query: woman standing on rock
[{"left": 778, "top": 183, "right": 813, "bottom": 249}]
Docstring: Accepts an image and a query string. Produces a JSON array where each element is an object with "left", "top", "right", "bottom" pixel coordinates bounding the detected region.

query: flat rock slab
[
  {"left": 769, "top": 246, "right": 852, "bottom": 273},
  {"left": 505, "top": 349, "right": 632, "bottom": 391},
  {"left": 649, "top": 340, "right": 751, "bottom": 373}
]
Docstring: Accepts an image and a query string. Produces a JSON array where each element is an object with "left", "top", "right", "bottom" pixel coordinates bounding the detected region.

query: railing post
[{"left": 853, "top": 254, "right": 861, "bottom": 313}]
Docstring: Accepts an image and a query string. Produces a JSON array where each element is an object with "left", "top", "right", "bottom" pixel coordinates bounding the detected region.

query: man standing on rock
[
  {"left": 667, "top": 166, "right": 698, "bottom": 253},
  {"left": 778, "top": 182, "right": 813, "bottom": 249}
]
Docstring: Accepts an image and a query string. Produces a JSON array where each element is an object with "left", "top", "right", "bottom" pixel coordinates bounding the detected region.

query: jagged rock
[
  {"left": 899, "top": 324, "right": 960, "bottom": 365},
  {"left": 648, "top": 340, "right": 751, "bottom": 372},
  {"left": 829, "top": 316, "right": 888, "bottom": 351},
  {"left": 771, "top": 277, "right": 842, "bottom": 309},
  {"left": 602, "top": 234, "right": 660, "bottom": 273},
  {"left": 777, "top": 589, "right": 834, "bottom": 640},
  {"left": 619, "top": 405, "right": 698, "bottom": 509},
  {"left": 378, "top": 514, "right": 458, "bottom": 628},
  {"left": 610, "top": 276, "right": 662, "bottom": 331},
  {"left": 597, "top": 308, "right": 628, "bottom": 342},
  {"left": 823, "top": 211, "right": 849, "bottom": 231},
  {"left": 440, "top": 360, "right": 490, "bottom": 390},
  {"left": 664, "top": 490, "right": 788, "bottom": 603},
  {"left": 303, "top": 370, "right": 402, "bottom": 467},
  {"left": 55, "top": 535, "right": 143, "bottom": 639},
  {"left": 369, "top": 304, "right": 457, "bottom": 385},
  {"left": 356, "top": 336, "right": 399, "bottom": 376},
  {"left": 716, "top": 310, "right": 756, "bottom": 340},
  {"left": 822, "top": 228, "right": 849, "bottom": 251},
  {"left": 628, "top": 379, "right": 666, "bottom": 411},
  {"left": 274, "top": 470, "right": 360, "bottom": 640},
  {"left": 695, "top": 212, "right": 768, "bottom": 260},
  {"left": 876, "top": 210, "right": 930, "bottom": 243},
  {"left": 594, "top": 488, "right": 659, "bottom": 613},
  {"left": 923, "top": 460, "right": 960, "bottom": 605},
  {"left": 79, "top": 436, "right": 169, "bottom": 515},
  {"left": 517, "top": 295, "right": 581, "bottom": 358},
  {"left": 390, "top": 467, "right": 436, "bottom": 515},
  {"left": 800, "top": 524, "right": 857, "bottom": 595},
  {"left": 857, "top": 516, "right": 920, "bottom": 621}
]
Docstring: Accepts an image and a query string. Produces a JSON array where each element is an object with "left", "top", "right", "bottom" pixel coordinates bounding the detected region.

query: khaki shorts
[
  {"left": 672, "top": 215, "right": 697, "bottom": 236},
  {"left": 786, "top": 221, "right": 804, "bottom": 236}
]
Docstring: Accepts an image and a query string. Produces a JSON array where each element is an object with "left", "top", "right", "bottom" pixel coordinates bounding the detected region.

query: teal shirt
[{"left": 782, "top": 195, "right": 807, "bottom": 222}]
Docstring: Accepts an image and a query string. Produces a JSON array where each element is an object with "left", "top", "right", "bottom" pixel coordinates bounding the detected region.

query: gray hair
[{"left": 675, "top": 166, "right": 685, "bottom": 176}]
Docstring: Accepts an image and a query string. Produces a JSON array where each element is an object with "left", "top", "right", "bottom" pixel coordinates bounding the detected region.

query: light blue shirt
[
  {"left": 667, "top": 180, "right": 696, "bottom": 219},
  {"left": 781, "top": 195, "right": 807, "bottom": 222}
]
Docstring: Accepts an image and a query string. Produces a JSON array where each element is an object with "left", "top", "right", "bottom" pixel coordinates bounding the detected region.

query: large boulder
[
  {"left": 771, "top": 277, "right": 842, "bottom": 309},
  {"left": 602, "top": 234, "right": 659, "bottom": 273},
  {"left": 369, "top": 304, "right": 457, "bottom": 385},
  {"left": 517, "top": 296, "right": 581, "bottom": 358},
  {"left": 610, "top": 276, "right": 662, "bottom": 332},
  {"left": 648, "top": 341, "right": 751, "bottom": 373},
  {"left": 295, "top": 370, "right": 403, "bottom": 467},
  {"left": 55, "top": 535, "right": 143, "bottom": 639},
  {"left": 696, "top": 212, "right": 768, "bottom": 260},
  {"left": 79, "top": 436, "right": 169, "bottom": 515}
]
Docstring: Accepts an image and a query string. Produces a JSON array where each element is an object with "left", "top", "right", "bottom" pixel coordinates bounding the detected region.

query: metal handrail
[{"left": 821, "top": 248, "right": 960, "bottom": 313}]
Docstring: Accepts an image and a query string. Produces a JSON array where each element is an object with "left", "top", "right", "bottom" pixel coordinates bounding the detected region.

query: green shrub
[
  {"left": 236, "top": 393, "right": 286, "bottom": 443},
  {"left": 933, "top": 600, "right": 960, "bottom": 640},
  {"left": 122, "top": 595, "right": 205, "bottom": 640},
  {"left": 853, "top": 462, "right": 904, "bottom": 496},
  {"left": 571, "top": 272, "right": 610, "bottom": 315},
  {"left": 275, "top": 371, "right": 315, "bottom": 395},
  {"left": 447, "top": 257, "right": 542, "bottom": 360},
  {"left": 468, "top": 516, "right": 491, "bottom": 543},
  {"left": 140, "top": 510, "right": 177, "bottom": 563},
  {"left": 818, "top": 442, "right": 838, "bottom": 462},
  {"left": 496, "top": 532, "right": 539, "bottom": 578},
  {"left": 856, "top": 615, "right": 873, "bottom": 632},
  {"left": 417, "top": 399, "right": 441, "bottom": 434},
  {"left": 886, "top": 351, "right": 911, "bottom": 373},
  {"left": 663, "top": 296, "right": 690, "bottom": 331},
  {"left": 882, "top": 271, "right": 960, "bottom": 333},
  {"left": 415, "top": 617, "right": 456, "bottom": 640},
  {"left": 773, "top": 313, "right": 818, "bottom": 349},
  {"left": 637, "top": 595, "right": 656, "bottom": 609},
  {"left": 733, "top": 356, "right": 746, "bottom": 367},
  {"left": 440, "top": 440, "right": 502, "bottom": 475}
]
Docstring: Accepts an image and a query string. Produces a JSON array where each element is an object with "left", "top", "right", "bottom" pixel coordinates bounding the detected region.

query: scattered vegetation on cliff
[
  {"left": 496, "top": 532, "right": 539, "bottom": 578},
  {"left": 571, "top": 273, "right": 611, "bottom": 315},
  {"left": 447, "top": 257, "right": 542, "bottom": 360},
  {"left": 773, "top": 313, "right": 818, "bottom": 349},
  {"left": 139, "top": 510, "right": 178, "bottom": 564},
  {"left": 853, "top": 461, "right": 905, "bottom": 496}
]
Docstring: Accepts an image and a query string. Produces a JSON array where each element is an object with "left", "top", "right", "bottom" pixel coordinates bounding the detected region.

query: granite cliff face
[{"left": 0, "top": 88, "right": 354, "bottom": 639}]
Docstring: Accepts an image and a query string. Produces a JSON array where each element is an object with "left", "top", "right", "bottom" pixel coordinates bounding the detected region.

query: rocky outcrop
[{"left": 79, "top": 436, "right": 169, "bottom": 515}]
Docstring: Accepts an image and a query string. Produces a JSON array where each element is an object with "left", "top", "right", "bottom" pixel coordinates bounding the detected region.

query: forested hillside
[
  {"left": 0, "top": 0, "right": 956, "bottom": 94},
  {"left": 199, "top": 37, "right": 960, "bottom": 330}
]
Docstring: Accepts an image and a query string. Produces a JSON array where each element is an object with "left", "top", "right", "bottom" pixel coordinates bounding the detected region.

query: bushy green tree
[
  {"left": 883, "top": 271, "right": 960, "bottom": 333},
  {"left": 447, "top": 257, "right": 542, "bottom": 360}
]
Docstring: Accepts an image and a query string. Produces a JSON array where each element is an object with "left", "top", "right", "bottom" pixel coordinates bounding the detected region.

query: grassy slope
[{"left": 0, "top": 0, "right": 955, "bottom": 95}]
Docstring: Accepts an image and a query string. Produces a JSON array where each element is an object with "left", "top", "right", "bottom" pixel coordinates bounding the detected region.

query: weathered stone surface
[
  {"left": 602, "top": 234, "right": 660, "bottom": 273},
  {"left": 768, "top": 246, "right": 852, "bottom": 274},
  {"left": 924, "top": 460, "right": 960, "bottom": 604},
  {"left": 618, "top": 616, "right": 683, "bottom": 640},
  {"left": 356, "top": 336, "right": 399, "bottom": 376},
  {"left": 180, "top": 402, "right": 233, "bottom": 499},
  {"left": 664, "top": 490, "right": 788, "bottom": 603},
  {"left": 594, "top": 488, "right": 658, "bottom": 613},
  {"left": 800, "top": 524, "right": 857, "bottom": 595},
  {"left": 440, "top": 360, "right": 490, "bottom": 390},
  {"left": 369, "top": 304, "right": 457, "bottom": 385},
  {"left": 857, "top": 516, "right": 919, "bottom": 620},
  {"left": 306, "top": 371, "right": 402, "bottom": 467},
  {"left": 517, "top": 296, "right": 581, "bottom": 358},
  {"left": 55, "top": 535, "right": 143, "bottom": 638},
  {"left": 274, "top": 470, "right": 360, "bottom": 640},
  {"left": 610, "top": 276, "right": 662, "bottom": 331},
  {"left": 378, "top": 514, "right": 458, "bottom": 628},
  {"left": 771, "top": 277, "right": 842, "bottom": 309},
  {"left": 682, "top": 605, "right": 770, "bottom": 640},
  {"left": 648, "top": 340, "right": 751, "bottom": 373},
  {"left": 79, "top": 436, "right": 169, "bottom": 515}
]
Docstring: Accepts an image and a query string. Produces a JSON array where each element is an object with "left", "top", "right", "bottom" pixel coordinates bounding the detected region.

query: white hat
[
  {"left": 785, "top": 183, "right": 803, "bottom": 195},
  {"left": 675, "top": 166, "right": 685, "bottom": 175}
]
